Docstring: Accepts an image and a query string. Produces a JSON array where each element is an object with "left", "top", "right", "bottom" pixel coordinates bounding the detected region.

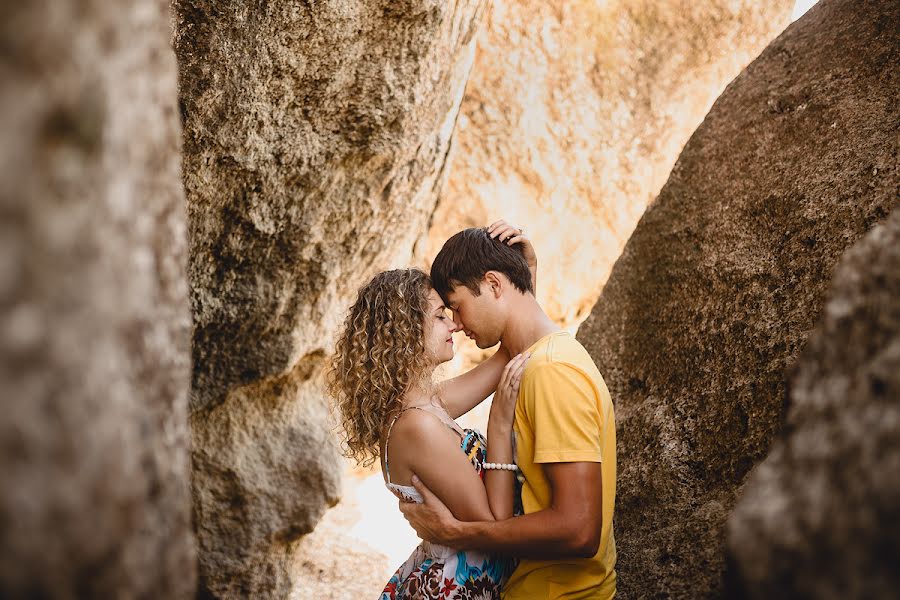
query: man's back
[{"left": 505, "top": 331, "right": 617, "bottom": 599}]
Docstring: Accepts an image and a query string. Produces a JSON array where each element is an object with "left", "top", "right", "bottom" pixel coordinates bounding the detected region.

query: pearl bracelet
[{"left": 483, "top": 462, "right": 519, "bottom": 471}]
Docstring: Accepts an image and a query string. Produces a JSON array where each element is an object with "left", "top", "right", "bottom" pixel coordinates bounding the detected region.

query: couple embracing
[{"left": 328, "top": 221, "right": 616, "bottom": 599}]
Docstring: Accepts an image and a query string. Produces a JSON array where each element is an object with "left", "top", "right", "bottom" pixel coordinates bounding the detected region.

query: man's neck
[{"left": 501, "top": 295, "right": 560, "bottom": 356}]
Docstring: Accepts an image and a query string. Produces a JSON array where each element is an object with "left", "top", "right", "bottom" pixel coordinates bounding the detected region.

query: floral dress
[{"left": 379, "top": 406, "right": 521, "bottom": 600}]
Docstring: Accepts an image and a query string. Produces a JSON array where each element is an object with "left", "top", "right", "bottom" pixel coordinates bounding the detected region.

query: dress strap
[{"left": 383, "top": 405, "right": 461, "bottom": 484}]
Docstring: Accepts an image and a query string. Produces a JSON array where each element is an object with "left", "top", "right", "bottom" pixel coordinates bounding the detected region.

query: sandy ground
[{"left": 290, "top": 464, "right": 420, "bottom": 600}]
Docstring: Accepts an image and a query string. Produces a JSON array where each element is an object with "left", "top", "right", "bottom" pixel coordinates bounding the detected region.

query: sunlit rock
[
  {"left": 173, "top": 0, "right": 487, "bottom": 596},
  {"left": 0, "top": 0, "right": 194, "bottom": 597},
  {"left": 577, "top": 0, "right": 899, "bottom": 596},
  {"left": 727, "top": 209, "right": 900, "bottom": 598},
  {"left": 424, "top": 0, "right": 795, "bottom": 330}
]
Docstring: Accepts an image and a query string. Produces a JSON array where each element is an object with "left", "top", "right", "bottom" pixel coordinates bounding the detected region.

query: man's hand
[{"left": 398, "top": 475, "right": 461, "bottom": 546}]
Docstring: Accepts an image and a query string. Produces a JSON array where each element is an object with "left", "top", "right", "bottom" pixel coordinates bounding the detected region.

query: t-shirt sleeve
[{"left": 521, "top": 362, "right": 604, "bottom": 464}]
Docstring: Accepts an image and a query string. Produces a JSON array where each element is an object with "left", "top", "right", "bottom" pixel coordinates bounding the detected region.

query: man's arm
[{"left": 401, "top": 461, "right": 603, "bottom": 560}]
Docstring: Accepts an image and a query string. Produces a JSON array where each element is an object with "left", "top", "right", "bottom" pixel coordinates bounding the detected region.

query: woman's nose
[{"left": 448, "top": 320, "right": 458, "bottom": 333}]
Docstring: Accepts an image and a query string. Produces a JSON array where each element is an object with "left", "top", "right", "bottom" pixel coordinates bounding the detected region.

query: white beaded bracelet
[{"left": 483, "top": 462, "right": 519, "bottom": 471}]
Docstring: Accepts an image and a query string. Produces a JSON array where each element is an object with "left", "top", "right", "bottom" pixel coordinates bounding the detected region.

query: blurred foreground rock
[
  {"left": 0, "top": 0, "right": 194, "bottom": 598},
  {"left": 173, "top": 1, "right": 487, "bottom": 596},
  {"left": 577, "top": 0, "right": 899, "bottom": 596},
  {"left": 727, "top": 208, "right": 900, "bottom": 598}
]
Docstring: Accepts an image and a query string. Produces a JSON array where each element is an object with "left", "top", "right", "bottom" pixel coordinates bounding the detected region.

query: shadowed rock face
[
  {"left": 0, "top": 1, "right": 194, "bottom": 598},
  {"left": 727, "top": 208, "right": 900, "bottom": 599},
  {"left": 424, "top": 0, "right": 794, "bottom": 329},
  {"left": 173, "top": 1, "right": 487, "bottom": 596},
  {"left": 576, "top": 0, "right": 899, "bottom": 596}
]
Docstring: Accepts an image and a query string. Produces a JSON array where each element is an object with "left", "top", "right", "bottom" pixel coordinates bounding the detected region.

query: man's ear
[{"left": 483, "top": 271, "right": 504, "bottom": 298}]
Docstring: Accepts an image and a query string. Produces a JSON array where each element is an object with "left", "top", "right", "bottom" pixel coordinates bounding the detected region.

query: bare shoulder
[
  {"left": 391, "top": 408, "right": 454, "bottom": 444},
  {"left": 385, "top": 409, "right": 463, "bottom": 486}
]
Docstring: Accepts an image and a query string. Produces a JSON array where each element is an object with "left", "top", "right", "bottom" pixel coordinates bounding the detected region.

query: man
[{"left": 400, "top": 225, "right": 617, "bottom": 599}]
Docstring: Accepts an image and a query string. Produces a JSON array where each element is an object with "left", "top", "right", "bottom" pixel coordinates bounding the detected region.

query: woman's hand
[
  {"left": 487, "top": 219, "right": 537, "bottom": 291},
  {"left": 490, "top": 352, "right": 530, "bottom": 429}
]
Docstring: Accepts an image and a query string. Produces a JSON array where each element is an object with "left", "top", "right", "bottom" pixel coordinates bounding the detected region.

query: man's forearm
[{"left": 447, "top": 507, "right": 596, "bottom": 560}]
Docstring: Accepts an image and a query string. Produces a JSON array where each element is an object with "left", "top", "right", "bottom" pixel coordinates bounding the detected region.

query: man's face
[{"left": 444, "top": 280, "right": 504, "bottom": 349}]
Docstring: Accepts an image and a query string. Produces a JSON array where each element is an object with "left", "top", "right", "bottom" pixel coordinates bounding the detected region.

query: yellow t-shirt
[{"left": 503, "top": 331, "right": 617, "bottom": 600}]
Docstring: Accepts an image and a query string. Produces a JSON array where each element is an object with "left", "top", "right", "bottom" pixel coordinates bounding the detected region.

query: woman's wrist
[{"left": 487, "top": 414, "right": 513, "bottom": 435}]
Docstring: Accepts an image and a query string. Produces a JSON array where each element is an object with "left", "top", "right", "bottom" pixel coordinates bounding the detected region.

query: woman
[{"left": 328, "top": 221, "right": 534, "bottom": 599}]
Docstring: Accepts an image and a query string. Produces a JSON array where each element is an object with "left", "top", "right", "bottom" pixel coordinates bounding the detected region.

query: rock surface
[
  {"left": 424, "top": 0, "right": 794, "bottom": 328},
  {"left": 173, "top": 1, "right": 487, "bottom": 596},
  {"left": 727, "top": 208, "right": 900, "bottom": 599},
  {"left": 0, "top": 1, "right": 194, "bottom": 598},
  {"left": 576, "top": 0, "right": 899, "bottom": 596}
]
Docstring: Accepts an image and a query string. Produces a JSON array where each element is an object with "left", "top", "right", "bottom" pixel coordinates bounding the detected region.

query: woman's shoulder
[
  {"left": 383, "top": 407, "right": 466, "bottom": 484},
  {"left": 390, "top": 406, "right": 454, "bottom": 440}
]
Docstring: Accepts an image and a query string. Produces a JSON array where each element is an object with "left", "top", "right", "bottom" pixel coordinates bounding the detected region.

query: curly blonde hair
[{"left": 327, "top": 268, "right": 434, "bottom": 467}]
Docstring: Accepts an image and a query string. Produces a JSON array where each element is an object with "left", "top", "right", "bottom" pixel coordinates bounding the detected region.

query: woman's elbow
[
  {"left": 490, "top": 510, "right": 513, "bottom": 522},
  {"left": 486, "top": 502, "right": 512, "bottom": 522}
]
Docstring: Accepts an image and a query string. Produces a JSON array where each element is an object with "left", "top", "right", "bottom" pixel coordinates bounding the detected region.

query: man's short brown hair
[{"left": 430, "top": 227, "right": 534, "bottom": 301}]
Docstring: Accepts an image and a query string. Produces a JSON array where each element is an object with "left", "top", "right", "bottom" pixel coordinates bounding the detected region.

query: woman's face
[{"left": 424, "top": 288, "right": 457, "bottom": 364}]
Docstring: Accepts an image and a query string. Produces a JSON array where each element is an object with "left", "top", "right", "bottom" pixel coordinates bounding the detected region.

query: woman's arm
[
  {"left": 392, "top": 355, "right": 527, "bottom": 523},
  {"left": 389, "top": 411, "right": 501, "bottom": 523},
  {"left": 438, "top": 346, "right": 510, "bottom": 419},
  {"left": 483, "top": 353, "right": 528, "bottom": 520}
]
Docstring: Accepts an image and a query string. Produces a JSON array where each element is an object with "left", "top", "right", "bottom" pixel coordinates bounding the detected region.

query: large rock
[
  {"left": 424, "top": 0, "right": 794, "bottom": 328},
  {"left": 576, "top": 0, "right": 899, "bottom": 596},
  {"left": 727, "top": 208, "right": 900, "bottom": 598},
  {"left": 0, "top": 1, "right": 194, "bottom": 598},
  {"left": 173, "top": 1, "right": 486, "bottom": 596}
]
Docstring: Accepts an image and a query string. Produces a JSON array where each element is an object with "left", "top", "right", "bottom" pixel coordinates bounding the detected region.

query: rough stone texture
[
  {"left": 289, "top": 470, "right": 399, "bottom": 600},
  {"left": 0, "top": 1, "right": 194, "bottom": 599},
  {"left": 173, "top": 1, "right": 487, "bottom": 596},
  {"left": 191, "top": 356, "right": 343, "bottom": 598},
  {"left": 726, "top": 207, "right": 900, "bottom": 599},
  {"left": 423, "top": 0, "right": 794, "bottom": 329},
  {"left": 576, "top": 0, "right": 899, "bottom": 597}
]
